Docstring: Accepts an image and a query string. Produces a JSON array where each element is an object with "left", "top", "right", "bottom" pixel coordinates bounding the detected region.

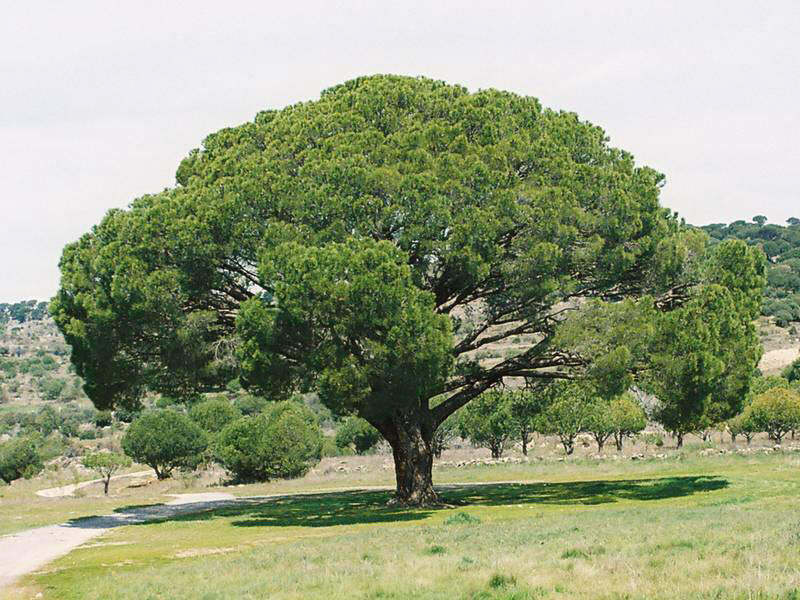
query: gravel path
[
  {"left": 0, "top": 492, "right": 237, "bottom": 589},
  {"left": 35, "top": 470, "right": 154, "bottom": 498}
]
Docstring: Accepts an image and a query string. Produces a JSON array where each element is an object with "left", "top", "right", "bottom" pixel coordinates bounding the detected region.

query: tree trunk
[
  {"left": 595, "top": 436, "right": 605, "bottom": 453},
  {"left": 614, "top": 432, "right": 623, "bottom": 452},
  {"left": 521, "top": 430, "right": 530, "bottom": 456},
  {"left": 676, "top": 432, "right": 683, "bottom": 448},
  {"left": 377, "top": 409, "right": 438, "bottom": 506},
  {"left": 562, "top": 436, "right": 574, "bottom": 455},
  {"left": 103, "top": 476, "right": 110, "bottom": 495},
  {"left": 490, "top": 442, "right": 503, "bottom": 459}
]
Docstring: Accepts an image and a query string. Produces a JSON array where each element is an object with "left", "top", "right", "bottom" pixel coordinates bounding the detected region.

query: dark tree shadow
[{"left": 163, "top": 475, "right": 728, "bottom": 529}]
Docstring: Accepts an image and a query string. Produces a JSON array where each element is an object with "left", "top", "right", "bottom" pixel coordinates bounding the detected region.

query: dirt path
[
  {"left": 0, "top": 492, "right": 236, "bottom": 590},
  {"left": 35, "top": 470, "right": 153, "bottom": 498}
]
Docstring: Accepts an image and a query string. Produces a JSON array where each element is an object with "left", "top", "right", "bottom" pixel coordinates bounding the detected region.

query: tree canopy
[{"left": 52, "top": 75, "right": 762, "bottom": 504}]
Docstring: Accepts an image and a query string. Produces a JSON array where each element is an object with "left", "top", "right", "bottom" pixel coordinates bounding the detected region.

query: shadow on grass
[{"left": 152, "top": 475, "right": 728, "bottom": 529}]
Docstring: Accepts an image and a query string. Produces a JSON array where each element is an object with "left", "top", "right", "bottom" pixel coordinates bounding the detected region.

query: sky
[{"left": 1, "top": 1, "right": 798, "bottom": 301}]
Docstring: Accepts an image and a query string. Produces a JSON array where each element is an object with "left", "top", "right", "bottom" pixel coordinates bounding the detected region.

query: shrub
[
  {"left": 122, "top": 411, "right": 207, "bottom": 479},
  {"left": 0, "top": 436, "right": 43, "bottom": 483},
  {"left": 334, "top": 417, "right": 381, "bottom": 454},
  {"left": 189, "top": 396, "right": 241, "bottom": 434},
  {"left": 444, "top": 512, "right": 481, "bottom": 525},
  {"left": 215, "top": 401, "right": 323, "bottom": 482},
  {"left": 93, "top": 410, "right": 113, "bottom": 428},
  {"left": 233, "top": 394, "right": 268, "bottom": 416}
]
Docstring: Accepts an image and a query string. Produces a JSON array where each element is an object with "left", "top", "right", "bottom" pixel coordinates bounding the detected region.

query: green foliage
[
  {"left": 781, "top": 358, "right": 800, "bottom": 383},
  {"left": 749, "top": 388, "right": 800, "bottom": 444},
  {"left": 726, "top": 407, "right": 759, "bottom": 444},
  {"left": 535, "top": 383, "right": 594, "bottom": 455},
  {"left": 232, "top": 394, "right": 268, "bottom": 416},
  {"left": 0, "top": 436, "right": 43, "bottom": 483},
  {"left": 93, "top": 410, "right": 113, "bottom": 427},
  {"left": 334, "top": 416, "right": 381, "bottom": 455},
  {"left": 701, "top": 219, "right": 800, "bottom": 324},
  {"left": 83, "top": 451, "right": 132, "bottom": 494},
  {"left": 215, "top": 401, "right": 323, "bottom": 482},
  {"left": 507, "top": 389, "right": 545, "bottom": 455},
  {"left": 607, "top": 393, "right": 647, "bottom": 450},
  {"left": 458, "top": 390, "right": 514, "bottom": 458},
  {"left": 51, "top": 75, "right": 730, "bottom": 503},
  {"left": 189, "top": 395, "right": 242, "bottom": 434},
  {"left": 39, "top": 377, "right": 66, "bottom": 401},
  {"left": 444, "top": 512, "right": 481, "bottom": 525},
  {"left": 121, "top": 411, "right": 207, "bottom": 479}
]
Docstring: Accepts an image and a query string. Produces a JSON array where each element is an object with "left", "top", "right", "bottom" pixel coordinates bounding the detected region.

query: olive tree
[
  {"left": 607, "top": 392, "right": 647, "bottom": 451},
  {"left": 51, "top": 75, "right": 758, "bottom": 505},
  {"left": 458, "top": 389, "right": 514, "bottom": 458},
  {"left": 535, "top": 383, "right": 593, "bottom": 455},
  {"left": 727, "top": 407, "right": 758, "bottom": 445},
  {"left": 83, "top": 452, "right": 132, "bottom": 495},
  {"left": 749, "top": 388, "right": 800, "bottom": 444}
]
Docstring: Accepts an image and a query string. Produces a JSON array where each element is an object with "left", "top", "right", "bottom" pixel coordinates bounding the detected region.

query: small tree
[
  {"left": 215, "top": 401, "right": 322, "bottom": 482},
  {"left": 727, "top": 407, "right": 758, "bottom": 445},
  {"left": 431, "top": 413, "right": 459, "bottom": 458},
  {"left": 608, "top": 393, "right": 647, "bottom": 451},
  {"left": 0, "top": 436, "right": 42, "bottom": 483},
  {"left": 585, "top": 399, "right": 615, "bottom": 453},
  {"left": 83, "top": 452, "right": 132, "bottom": 495},
  {"left": 749, "top": 388, "right": 800, "bottom": 445},
  {"left": 535, "top": 383, "right": 593, "bottom": 455},
  {"left": 508, "top": 389, "right": 543, "bottom": 456},
  {"left": 122, "top": 411, "right": 207, "bottom": 479},
  {"left": 458, "top": 390, "right": 514, "bottom": 458},
  {"left": 189, "top": 396, "right": 242, "bottom": 434},
  {"left": 335, "top": 417, "right": 381, "bottom": 455}
]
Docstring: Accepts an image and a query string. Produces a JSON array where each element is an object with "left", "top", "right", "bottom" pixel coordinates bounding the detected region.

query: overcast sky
[{"left": 1, "top": 1, "right": 798, "bottom": 300}]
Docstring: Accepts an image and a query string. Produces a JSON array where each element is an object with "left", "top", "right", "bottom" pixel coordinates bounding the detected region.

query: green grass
[{"left": 18, "top": 452, "right": 800, "bottom": 599}]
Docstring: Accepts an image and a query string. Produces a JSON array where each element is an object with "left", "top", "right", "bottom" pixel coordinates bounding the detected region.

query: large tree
[{"left": 52, "top": 75, "right": 741, "bottom": 504}]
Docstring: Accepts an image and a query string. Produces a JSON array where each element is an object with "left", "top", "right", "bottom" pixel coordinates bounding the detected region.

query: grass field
[{"left": 11, "top": 450, "right": 800, "bottom": 599}]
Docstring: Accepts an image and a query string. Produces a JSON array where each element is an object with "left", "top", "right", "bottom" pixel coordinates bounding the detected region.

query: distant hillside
[{"left": 701, "top": 217, "right": 800, "bottom": 326}]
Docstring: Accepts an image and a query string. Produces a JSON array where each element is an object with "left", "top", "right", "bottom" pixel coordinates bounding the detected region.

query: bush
[
  {"left": 233, "top": 394, "right": 268, "bottom": 416},
  {"left": 93, "top": 410, "right": 113, "bottom": 428},
  {"left": 189, "top": 396, "right": 241, "bottom": 434},
  {"left": 334, "top": 417, "right": 381, "bottom": 454},
  {"left": 215, "top": 401, "right": 323, "bottom": 482},
  {"left": 39, "top": 377, "right": 66, "bottom": 400},
  {"left": 322, "top": 435, "right": 353, "bottom": 457},
  {"left": 122, "top": 411, "right": 207, "bottom": 479},
  {"left": 0, "top": 436, "right": 43, "bottom": 483}
]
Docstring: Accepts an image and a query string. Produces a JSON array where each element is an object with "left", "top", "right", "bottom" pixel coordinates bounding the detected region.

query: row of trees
[{"left": 458, "top": 386, "right": 646, "bottom": 456}]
